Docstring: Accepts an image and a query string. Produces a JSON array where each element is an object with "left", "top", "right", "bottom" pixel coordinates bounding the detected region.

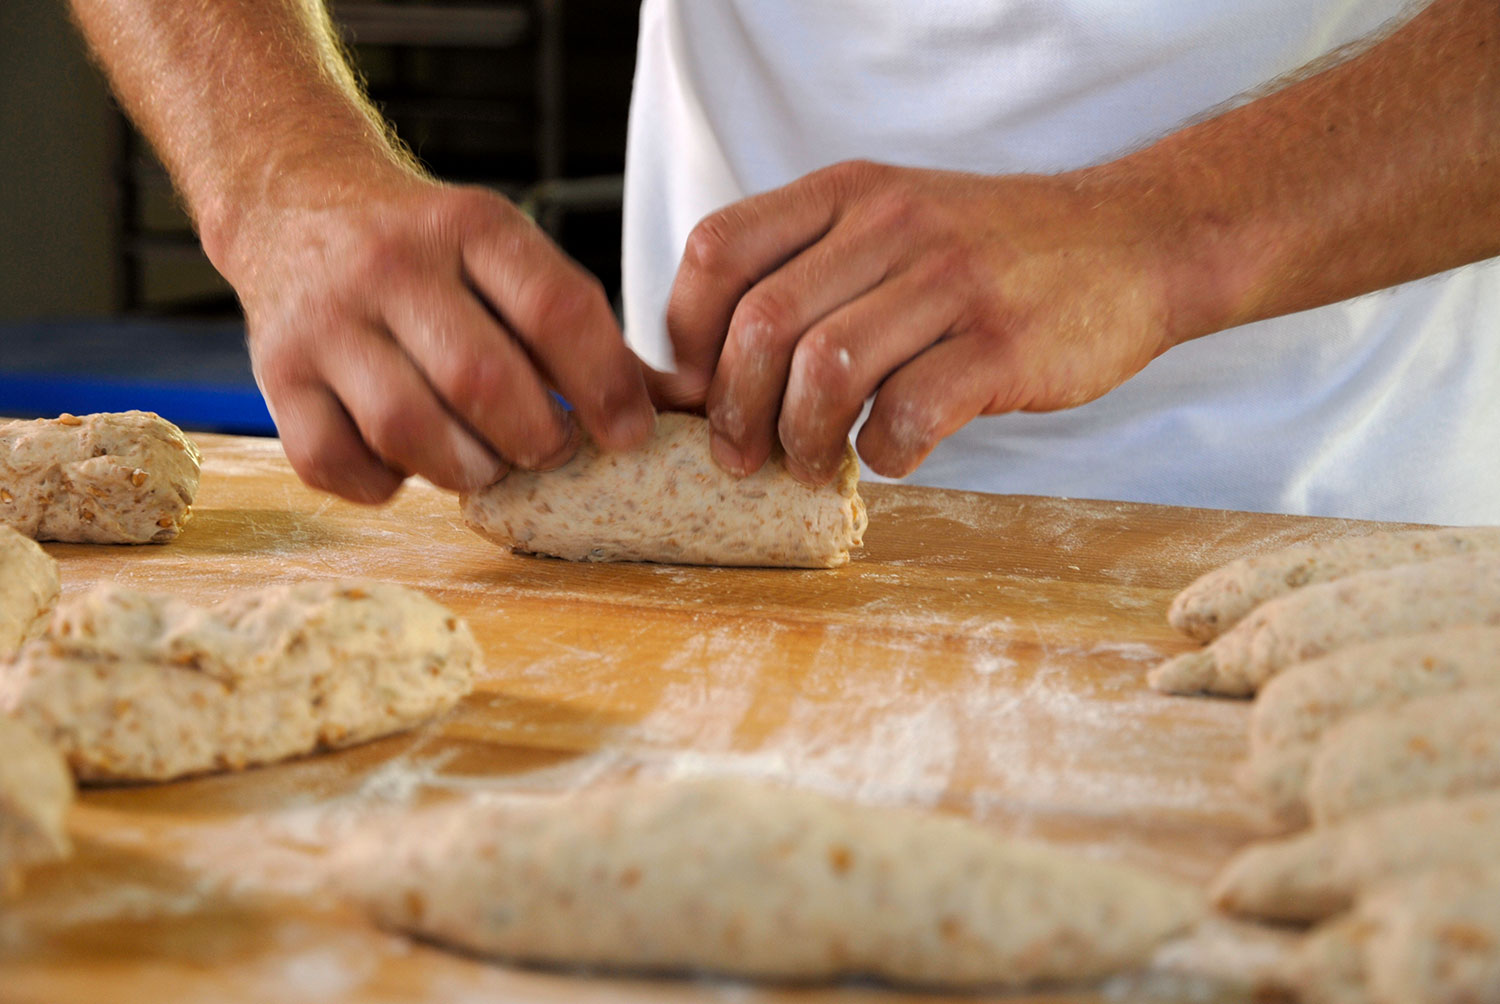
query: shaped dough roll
[
  {"left": 1149, "top": 553, "right": 1500, "bottom": 697},
  {"left": 331, "top": 778, "right": 1202, "bottom": 988},
  {"left": 1305, "top": 688, "right": 1500, "bottom": 825},
  {"left": 0, "top": 411, "right": 202, "bottom": 543},
  {"left": 1213, "top": 791, "right": 1500, "bottom": 923},
  {"left": 0, "top": 581, "right": 479, "bottom": 782},
  {"left": 0, "top": 526, "right": 59, "bottom": 657},
  {"left": 1240, "top": 627, "right": 1500, "bottom": 822},
  {"left": 1282, "top": 867, "right": 1500, "bottom": 1004},
  {"left": 1167, "top": 526, "right": 1500, "bottom": 643},
  {"left": 0, "top": 715, "right": 73, "bottom": 897},
  {"left": 461, "top": 412, "right": 866, "bottom": 568}
]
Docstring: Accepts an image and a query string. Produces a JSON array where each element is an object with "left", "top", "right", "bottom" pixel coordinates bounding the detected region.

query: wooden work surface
[{"left": 0, "top": 433, "right": 1403, "bottom": 1004}]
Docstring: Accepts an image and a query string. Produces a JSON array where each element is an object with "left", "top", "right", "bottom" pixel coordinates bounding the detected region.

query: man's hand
[
  {"left": 658, "top": 0, "right": 1500, "bottom": 486},
  {"left": 66, "top": 0, "right": 655, "bottom": 504},
  {"left": 213, "top": 169, "right": 654, "bottom": 503},
  {"left": 658, "top": 161, "right": 1205, "bottom": 485}
]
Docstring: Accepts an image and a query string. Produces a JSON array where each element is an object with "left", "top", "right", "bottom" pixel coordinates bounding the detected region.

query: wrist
[
  {"left": 197, "top": 137, "right": 427, "bottom": 280},
  {"left": 190, "top": 101, "right": 426, "bottom": 274},
  {"left": 1066, "top": 155, "right": 1278, "bottom": 351}
]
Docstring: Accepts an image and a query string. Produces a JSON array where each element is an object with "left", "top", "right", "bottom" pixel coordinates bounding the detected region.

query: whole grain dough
[
  {"left": 0, "top": 411, "right": 202, "bottom": 543},
  {"left": 0, "top": 526, "right": 59, "bottom": 657},
  {"left": 1282, "top": 866, "right": 1500, "bottom": 1004},
  {"left": 1149, "top": 553, "right": 1500, "bottom": 697},
  {"left": 1167, "top": 526, "right": 1500, "bottom": 643},
  {"left": 1240, "top": 627, "right": 1500, "bottom": 822},
  {"left": 0, "top": 580, "right": 478, "bottom": 782},
  {"left": 460, "top": 412, "right": 867, "bottom": 568},
  {"left": 0, "top": 714, "right": 73, "bottom": 897},
  {"left": 1304, "top": 688, "right": 1500, "bottom": 825},
  {"left": 1213, "top": 790, "right": 1500, "bottom": 924},
  {"left": 330, "top": 778, "right": 1202, "bottom": 988}
]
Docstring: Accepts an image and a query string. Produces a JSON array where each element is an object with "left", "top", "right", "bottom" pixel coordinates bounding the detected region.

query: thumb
[{"left": 640, "top": 360, "right": 710, "bottom": 413}]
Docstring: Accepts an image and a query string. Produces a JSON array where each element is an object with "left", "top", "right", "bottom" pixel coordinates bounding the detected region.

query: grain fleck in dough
[
  {"left": 0, "top": 714, "right": 73, "bottom": 897},
  {"left": 1167, "top": 526, "right": 1500, "bottom": 642},
  {"left": 1282, "top": 866, "right": 1500, "bottom": 1004},
  {"left": 0, "top": 581, "right": 479, "bottom": 782},
  {"left": 331, "top": 778, "right": 1202, "bottom": 988},
  {"left": 1304, "top": 687, "right": 1500, "bottom": 825},
  {"left": 0, "top": 411, "right": 201, "bottom": 543},
  {"left": 1149, "top": 553, "right": 1500, "bottom": 697},
  {"left": 461, "top": 412, "right": 867, "bottom": 568},
  {"left": 1213, "top": 790, "right": 1500, "bottom": 924},
  {"left": 0, "top": 526, "right": 59, "bottom": 657},
  {"left": 1240, "top": 626, "right": 1500, "bottom": 822}
]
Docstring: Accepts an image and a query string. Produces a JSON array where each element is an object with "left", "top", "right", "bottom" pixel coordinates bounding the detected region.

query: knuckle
[
  {"left": 519, "top": 273, "right": 600, "bottom": 334},
  {"left": 731, "top": 292, "right": 801, "bottom": 358},
  {"left": 681, "top": 215, "right": 737, "bottom": 277},
  {"left": 819, "top": 159, "right": 881, "bottom": 197},
  {"left": 361, "top": 402, "right": 427, "bottom": 464},
  {"left": 791, "top": 329, "right": 856, "bottom": 403},
  {"left": 863, "top": 185, "right": 921, "bottom": 232},
  {"left": 431, "top": 347, "right": 504, "bottom": 409}
]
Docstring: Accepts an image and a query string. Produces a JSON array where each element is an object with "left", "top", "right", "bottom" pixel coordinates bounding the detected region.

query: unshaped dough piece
[
  {"left": 0, "top": 525, "right": 59, "bottom": 656},
  {"left": 1304, "top": 688, "right": 1500, "bottom": 825},
  {"left": 1239, "top": 627, "right": 1500, "bottom": 822},
  {"left": 0, "top": 580, "right": 479, "bottom": 782},
  {"left": 1282, "top": 866, "right": 1500, "bottom": 1004},
  {"left": 1213, "top": 790, "right": 1500, "bottom": 924},
  {"left": 0, "top": 410, "right": 202, "bottom": 543},
  {"left": 330, "top": 778, "right": 1202, "bottom": 988},
  {"left": 1149, "top": 553, "right": 1500, "bottom": 697},
  {"left": 1167, "top": 527, "right": 1500, "bottom": 643},
  {"left": 461, "top": 412, "right": 867, "bottom": 568},
  {"left": 0, "top": 714, "right": 73, "bottom": 897}
]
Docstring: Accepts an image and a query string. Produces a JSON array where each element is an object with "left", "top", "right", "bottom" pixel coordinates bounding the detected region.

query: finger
[
  {"left": 856, "top": 333, "right": 998, "bottom": 480},
  {"left": 775, "top": 271, "right": 964, "bottom": 484},
  {"left": 460, "top": 212, "right": 655, "bottom": 452},
  {"left": 382, "top": 282, "right": 577, "bottom": 471},
  {"left": 705, "top": 216, "right": 903, "bottom": 476},
  {"left": 267, "top": 383, "right": 406, "bottom": 504},
  {"left": 319, "top": 327, "right": 510, "bottom": 493},
  {"left": 666, "top": 162, "right": 874, "bottom": 391},
  {"left": 640, "top": 360, "right": 708, "bottom": 413}
]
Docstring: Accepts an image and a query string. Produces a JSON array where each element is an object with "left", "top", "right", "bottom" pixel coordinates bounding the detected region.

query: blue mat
[{"left": 0, "top": 319, "right": 276, "bottom": 435}]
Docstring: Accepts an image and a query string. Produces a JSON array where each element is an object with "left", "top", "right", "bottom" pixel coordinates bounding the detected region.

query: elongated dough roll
[
  {"left": 460, "top": 412, "right": 866, "bottom": 568},
  {"left": 1282, "top": 867, "right": 1500, "bottom": 1004},
  {"left": 1149, "top": 553, "right": 1500, "bottom": 697},
  {"left": 0, "top": 526, "right": 59, "bottom": 657},
  {"left": 331, "top": 778, "right": 1202, "bottom": 988},
  {"left": 0, "top": 715, "right": 73, "bottom": 897},
  {"left": 0, "top": 411, "right": 201, "bottom": 543},
  {"left": 1239, "top": 627, "right": 1500, "bottom": 822},
  {"left": 1213, "top": 791, "right": 1500, "bottom": 923},
  {"left": 1167, "top": 527, "right": 1500, "bottom": 643},
  {"left": 1304, "top": 688, "right": 1500, "bottom": 825},
  {"left": 0, "top": 581, "right": 478, "bottom": 782}
]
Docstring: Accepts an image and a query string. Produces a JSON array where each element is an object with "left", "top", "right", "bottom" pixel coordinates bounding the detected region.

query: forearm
[
  {"left": 67, "top": 0, "right": 418, "bottom": 260},
  {"left": 1088, "top": 0, "right": 1500, "bottom": 345}
]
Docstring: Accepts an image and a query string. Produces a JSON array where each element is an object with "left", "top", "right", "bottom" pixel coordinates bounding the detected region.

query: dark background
[{"left": 0, "top": 0, "right": 643, "bottom": 322}]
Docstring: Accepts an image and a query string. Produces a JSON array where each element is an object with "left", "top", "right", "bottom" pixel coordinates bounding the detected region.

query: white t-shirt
[{"left": 621, "top": 0, "right": 1500, "bottom": 523}]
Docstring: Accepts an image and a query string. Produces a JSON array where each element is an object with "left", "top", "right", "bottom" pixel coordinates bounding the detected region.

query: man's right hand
[{"left": 208, "top": 171, "right": 656, "bottom": 504}]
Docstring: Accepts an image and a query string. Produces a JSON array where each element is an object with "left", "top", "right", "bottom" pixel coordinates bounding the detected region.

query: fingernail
[
  {"left": 452, "top": 432, "right": 507, "bottom": 491},
  {"left": 710, "top": 431, "right": 750, "bottom": 477},
  {"left": 531, "top": 420, "right": 579, "bottom": 471},
  {"left": 784, "top": 456, "right": 830, "bottom": 487}
]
